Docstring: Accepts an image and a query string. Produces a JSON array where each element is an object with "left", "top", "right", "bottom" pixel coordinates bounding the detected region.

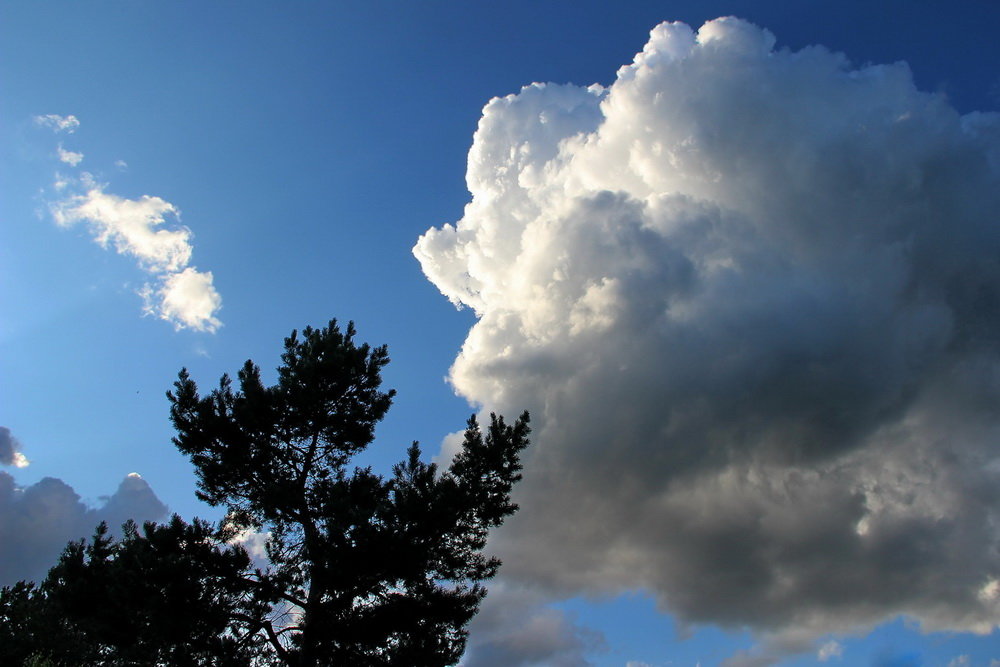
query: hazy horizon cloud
[
  {"left": 417, "top": 16, "right": 1000, "bottom": 660},
  {"left": 0, "top": 469, "right": 168, "bottom": 585}
]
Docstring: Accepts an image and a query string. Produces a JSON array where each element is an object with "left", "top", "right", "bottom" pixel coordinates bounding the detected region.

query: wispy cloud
[
  {"left": 818, "top": 641, "right": 844, "bottom": 661},
  {"left": 41, "top": 117, "right": 222, "bottom": 332},
  {"left": 34, "top": 113, "right": 80, "bottom": 133},
  {"left": 417, "top": 15, "right": 1000, "bottom": 657},
  {"left": 57, "top": 144, "right": 84, "bottom": 166}
]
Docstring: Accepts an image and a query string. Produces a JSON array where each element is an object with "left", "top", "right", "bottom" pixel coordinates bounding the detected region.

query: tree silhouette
[
  {"left": 168, "top": 319, "right": 530, "bottom": 665},
  {"left": 0, "top": 517, "right": 268, "bottom": 666},
  {"left": 1, "top": 319, "right": 528, "bottom": 666}
]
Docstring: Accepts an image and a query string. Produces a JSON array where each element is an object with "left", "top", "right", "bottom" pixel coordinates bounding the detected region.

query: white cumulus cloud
[
  {"left": 416, "top": 15, "right": 1000, "bottom": 654},
  {"left": 143, "top": 267, "right": 222, "bottom": 333},
  {"left": 52, "top": 176, "right": 192, "bottom": 273},
  {"left": 42, "top": 118, "right": 222, "bottom": 332}
]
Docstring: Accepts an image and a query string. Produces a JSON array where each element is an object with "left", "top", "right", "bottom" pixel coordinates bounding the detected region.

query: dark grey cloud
[
  {"left": 0, "top": 471, "right": 168, "bottom": 585},
  {"left": 416, "top": 16, "right": 1000, "bottom": 655},
  {"left": 0, "top": 427, "right": 29, "bottom": 468}
]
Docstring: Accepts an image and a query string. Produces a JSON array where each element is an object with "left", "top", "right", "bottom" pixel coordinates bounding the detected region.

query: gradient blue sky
[{"left": 3, "top": 2, "right": 1000, "bottom": 665}]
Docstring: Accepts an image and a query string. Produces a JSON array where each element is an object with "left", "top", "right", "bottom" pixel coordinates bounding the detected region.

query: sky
[{"left": 2, "top": 1, "right": 1000, "bottom": 665}]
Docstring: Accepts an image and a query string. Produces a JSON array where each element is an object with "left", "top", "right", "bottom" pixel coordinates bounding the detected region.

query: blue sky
[{"left": 3, "top": 2, "right": 1000, "bottom": 665}]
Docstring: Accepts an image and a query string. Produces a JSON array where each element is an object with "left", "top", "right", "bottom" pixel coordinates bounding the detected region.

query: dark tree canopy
[
  {"left": 168, "top": 320, "right": 530, "bottom": 666},
  {"left": 1, "top": 319, "right": 529, "bottom": 667},
  {"left": 0, "top": 516, "right": 267, "bottom": 666}
]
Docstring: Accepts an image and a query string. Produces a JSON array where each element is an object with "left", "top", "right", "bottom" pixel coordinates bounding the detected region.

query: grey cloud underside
[
  {"left": 416, "top": 17, "right": 1000, "bottom": 643},
  {"left": 0, "top": 427, "right": 23, "bottom": 466},
  {"left": 461, "top": 585, "right": 605, "bottom": 667},
  {"left": 0, "top": 472, "right": 168, "bottom": 585}
]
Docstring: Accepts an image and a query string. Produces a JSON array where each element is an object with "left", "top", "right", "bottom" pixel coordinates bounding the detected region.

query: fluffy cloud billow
[
  {"left": 416, "top": 16, "right": 1000, "bottom": 648},
  {"left": 41, "top": 119, "right": 222, "bottom": 332}
]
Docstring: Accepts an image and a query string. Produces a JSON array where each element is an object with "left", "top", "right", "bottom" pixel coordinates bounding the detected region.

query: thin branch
[{"left": 232, "top": 613, "right": 290, "bottom": 664}]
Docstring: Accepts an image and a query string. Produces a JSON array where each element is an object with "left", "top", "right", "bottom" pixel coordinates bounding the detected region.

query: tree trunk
[{"left": 296, "top": 536, "right": 326, "bottom": 667}]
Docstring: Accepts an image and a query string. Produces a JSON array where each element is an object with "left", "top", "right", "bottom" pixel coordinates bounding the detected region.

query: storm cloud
[{"left": 416, "top": 17, "right": 1000, "bottom": 647}]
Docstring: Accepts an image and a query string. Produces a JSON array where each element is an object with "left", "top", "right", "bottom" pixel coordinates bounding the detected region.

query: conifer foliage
[
  {"left": 0, "top": 320, "right": 529, "bottom": 666},
  {"left": 169, "top": 319, "right": 530, "bottom": 665},
  {"left": 0, "top": 517, "right": 266, "bottom": 666}
]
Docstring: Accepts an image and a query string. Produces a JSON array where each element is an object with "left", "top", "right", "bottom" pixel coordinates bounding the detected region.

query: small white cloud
[
  {"left": 38, "top": 119, "right": 222, "bottom": 333},
  {"left": 626, "top": 662, "right": 653, "bottom": 667},
  {"left": 51, "top": 176, "right": 191, "bottom": 273},
  {"left": 818, "top": 640, "right": 843, "bottom": 661},
  {"left": 34, "top": 113, "right": 80, "bottom": 133},
  {"left": 143, "top": 267, "right": 222, "bottom": 333},
  {"left": 948, "top": 656, "right": 971, "bottom": 667},
  {"left": 47, "top": 170, "right": 222, "bottom": 332},
  {"left": 57, "top": 144, "right": 84, "bottom": 166}
]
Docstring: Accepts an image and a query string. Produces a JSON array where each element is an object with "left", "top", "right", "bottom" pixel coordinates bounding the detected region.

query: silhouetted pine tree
[
  {"left": 0, "top": 516, "right": 269, "bottom": 666},
  {"left": 1, "top": 320, "right": 529, "bottom": 667},
  {"left": 168, "top": 320, "right": 530, "bottom": 666}
]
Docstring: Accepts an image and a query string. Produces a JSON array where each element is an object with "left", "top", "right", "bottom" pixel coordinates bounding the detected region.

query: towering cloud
[
  {"left": 0, "top": 470, "right": 168, "bottom": 585},
  {"left": 41, "top": 118, "right": 222, "bottom": 332},
  {"left": 416, "top": 17, "right": 1000, "bottom": 651}
]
